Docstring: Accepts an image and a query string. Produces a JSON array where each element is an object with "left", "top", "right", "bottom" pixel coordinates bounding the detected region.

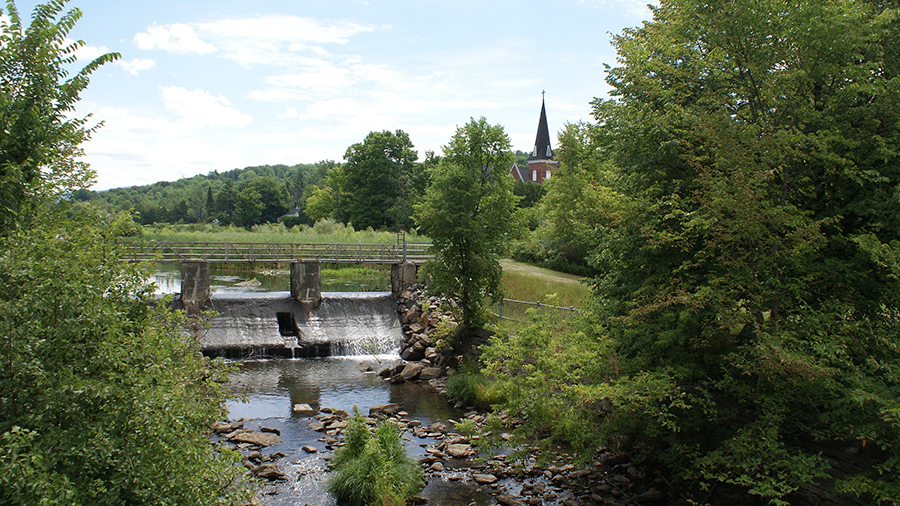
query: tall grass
[
  {"left": 328, "top": 408, "right": 423, "bottom": 506},
  {"left": 499, "top": 260, "right": 591, "bottom": 308},
  {"left": 131, "top": 220, "right": 429, "bottom": 245}
]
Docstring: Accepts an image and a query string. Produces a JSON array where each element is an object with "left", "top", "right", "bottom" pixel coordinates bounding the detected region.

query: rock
[
  {"left": 401, "top": 346, "right": 425, "bottom": 361},
  {"left": 357, "top": 360, "right": 374, "bottom": 373},
  {"left": 390, "top": 374, "right": 406, "bottom": 384},
  {"left": 301, "top": 446, "right": 318, "bottom": 453},
  {"left": 472, "top": 473, "right": 497, "bottom": 484},
  {"left": 446, "top": 443, "right": 474, "bottom": 458},
  {"left": 418, "top": 367, "right": 442, "bottom": 380},
  {"left": 410, "top": 496, "right": 428, "bottom": 505},
  {"left": 429, "top": 462, "right": 445, "bottom": 472},
  {"left": 260, "top": 426, "right": 280, "bottom": 435},
  {"left": 424, "top": 347, "right": 438, "bottom": 360},
  {"left": 253, "top": 463, "right": 285, "bottom": 481},
  {"left": 369, "top": 403, "right": 402, "bottom": 417},
  {"left": 308, "top": 421, "right": 326, "bottom": 431},
  {"left": 401, "top": 363, "right": 425, "bottom": 381},
  {"left": 428, "top": 422, "right": 448, "bottom": 433},
  {"left": 496, "top": 494, "right": 526, "bottom": 506},
  {"left": 633, "top": 488, "right": 664, "bottom": 502},
  {"left": 293, "top": 403, "right": 317, "bottom": 416},
  {"left": 212, "top": 421, "right": 243, "bottom": 434},
  {"left": 378, "top": 367, "right": 393, "bottom": 378},
  {"left": 231, "top": 431, "right": 282, "bottom": 447}
]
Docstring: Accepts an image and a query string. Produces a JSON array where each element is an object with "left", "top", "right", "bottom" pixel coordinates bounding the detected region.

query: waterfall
[{"left": 200, "top": 292, "right": 402, "bottom": 359}]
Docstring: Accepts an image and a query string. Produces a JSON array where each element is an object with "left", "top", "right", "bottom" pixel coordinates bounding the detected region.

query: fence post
[{"left": 498, "top": 298, "right": 504, "bottom": 320}]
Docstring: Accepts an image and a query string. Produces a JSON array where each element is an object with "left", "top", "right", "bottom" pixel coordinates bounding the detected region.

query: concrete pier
[
  {"left": 180, "top": 261, "right": 210, "bottom": 306},
  {"left": 291, "top": 261, "right": 322, "bottom": 305},
  {"left": 391, "top": 262, "right": 418, "bottom": 294}
]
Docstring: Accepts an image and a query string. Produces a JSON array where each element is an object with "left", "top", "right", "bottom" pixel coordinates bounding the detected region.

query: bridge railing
[{"left": 118, "top": 241, "right": 432, "bottom": 264}]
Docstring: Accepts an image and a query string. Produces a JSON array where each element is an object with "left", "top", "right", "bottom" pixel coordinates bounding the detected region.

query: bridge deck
[{"left": 118, "top": 241, "right": 432, "bottom": 264}]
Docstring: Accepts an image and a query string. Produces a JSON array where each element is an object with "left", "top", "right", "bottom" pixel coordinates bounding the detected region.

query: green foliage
[
  {"left": 339, "top": 130, "right": 424, "bottom": 231},
  {"left": 445, "top": 362, "right": 502, "bottom": 409},
  {"left": 0, "top": 3, "right": 247, "bottom": 503},
  {"left": 133, "top": 220, "right": 426, "bottom": 245},
  {"left": 328, "top": 408, "right": 423, "bottom": 506},
  {"left": 483, "top": 0, "right": 900, "bottom": 502},
  {"left": 0, "top": 0, "right": 119, "bottom": 232},
  {"left": 415, "top": 117, "right": 522, "bottom": 334},
  {"left": 86, "top": 162, "right": 328, "bottom": 226}
]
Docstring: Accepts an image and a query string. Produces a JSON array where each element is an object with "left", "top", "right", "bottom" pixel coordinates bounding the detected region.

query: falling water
[{"left": 200, "top": 291, "right": 402, "bottom": 359}]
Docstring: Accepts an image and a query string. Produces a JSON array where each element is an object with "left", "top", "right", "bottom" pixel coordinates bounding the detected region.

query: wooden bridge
[{"left": 118, "top": 241, "right": 432, "bottom": 264}]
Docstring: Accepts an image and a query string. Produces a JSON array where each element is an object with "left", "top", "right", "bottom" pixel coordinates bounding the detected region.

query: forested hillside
[{"left": 73, "top": 162, "right": 332, "bottom": 227}]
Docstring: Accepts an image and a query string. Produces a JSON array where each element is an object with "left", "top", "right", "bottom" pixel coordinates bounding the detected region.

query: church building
[{"left": 511, "top": 96, "right": 558, "bottom": 184}]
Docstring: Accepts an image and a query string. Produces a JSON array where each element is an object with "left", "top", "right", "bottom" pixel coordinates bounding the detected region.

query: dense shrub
[{"left": 328, "top": 409, "right": 423, "bottom": 506}]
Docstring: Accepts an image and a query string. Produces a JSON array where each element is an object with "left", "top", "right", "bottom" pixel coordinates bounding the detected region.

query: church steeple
[{"left": 529, "top": 92, "right": 553, "bottom": 161}]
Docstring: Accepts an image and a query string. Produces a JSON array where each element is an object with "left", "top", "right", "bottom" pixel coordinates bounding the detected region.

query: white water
[{"left": 201, "top": 291, "right": 402, "bottom": 358}]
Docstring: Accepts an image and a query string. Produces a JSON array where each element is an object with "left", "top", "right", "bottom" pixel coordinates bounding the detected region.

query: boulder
[
  {"left": 419, "top": 367, "right": 442, "bottom": 380},
  {"left": 446, "top": 443, "right": 474, "bottom": 458},
  {"left": 472, "top": 473, "right": 498, "bottom": 484},
  {"left": 232, "top": 431, "right": 282, "bottom": 447},
  {"left": 211, "top": 421, "right": 243, "bottom": 434},
  {"left": 357, "top": 360, "right": 374, "bottom": 373},
  {"left": 369, "top": 403, "right": 402, "bottom": 417},
  {"left": 401, "top": 363, "right": 425, "bottom": 381},
  {"left": 253, "top": 463, "right": 286, "bottom": 481},
  {"left": 496, "top": 494, "right": 527, "bottom": 506},
  {"left": 293, "top": 403, "right": 317, "bottom": 416},
  {"left": 401, "top": 344, "right": 426, "bottom": 361}
]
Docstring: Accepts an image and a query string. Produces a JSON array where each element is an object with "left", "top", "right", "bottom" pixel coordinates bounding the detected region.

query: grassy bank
[
  {"left": 500, "top": 259, "right": 590, "bottom": 308},
  {"left": 132, "top": 220, "right": 429, "bottom": 245}
]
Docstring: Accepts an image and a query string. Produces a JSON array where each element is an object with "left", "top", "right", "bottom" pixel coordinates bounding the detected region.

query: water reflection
[
  {"left": 150, "top": 263, "right": 389, "bottom": 294},
  {"left": 225, "top": 358, "right": 473, "bottom": 505}
]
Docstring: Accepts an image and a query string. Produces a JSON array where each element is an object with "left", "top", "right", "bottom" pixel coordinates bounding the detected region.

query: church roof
[{"left": 529, "top": 97, "right": 554, "bottom": 161}]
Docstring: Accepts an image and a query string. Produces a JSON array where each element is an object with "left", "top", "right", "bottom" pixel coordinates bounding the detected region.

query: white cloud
[
  {"left": 117, "top": 58, "right": 155, "bottom": 76},
  {"left": 159, "top": 86, "right": 253, "bottom": 128},
  {"left": 581, "top": 0, "right": 658, "bottom": 17},
  {"left": 277, "top": 108, "right": 299, "bottom": 120},
  {"left": 133, "top": 23, "right": 217, "bottom": 55},
  {"left": 191, "top": 15, "right": 376, "bottom": 67}
]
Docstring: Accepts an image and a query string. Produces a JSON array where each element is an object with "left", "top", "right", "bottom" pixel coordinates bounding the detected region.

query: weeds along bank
[{"left": 131, "top": 220, "right": 429, "bottom": 245}]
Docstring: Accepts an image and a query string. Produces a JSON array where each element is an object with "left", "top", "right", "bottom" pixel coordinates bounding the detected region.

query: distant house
[{"left": 511, "top": 97, "right": 558, "bottom": 184}]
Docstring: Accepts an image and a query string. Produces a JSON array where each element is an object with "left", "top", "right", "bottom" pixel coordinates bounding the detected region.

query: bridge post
[
  {"left": 291, "top": 261, "right": 321, "bottom": 306},
  {"left": 391, "top": 262, "right": 417, "bottom": 295},
  {"left": 180, "top": 261, "right": 210, "bottom": 307}
]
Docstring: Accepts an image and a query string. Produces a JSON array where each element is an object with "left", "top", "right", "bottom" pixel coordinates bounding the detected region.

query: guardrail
[{"left": 118, "top": 241, "right": 432, "bottom": 264}]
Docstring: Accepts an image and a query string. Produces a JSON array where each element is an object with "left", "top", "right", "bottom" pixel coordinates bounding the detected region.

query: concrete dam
[{"left": 200, "top": 291, "right": 403, "bottom": 359}]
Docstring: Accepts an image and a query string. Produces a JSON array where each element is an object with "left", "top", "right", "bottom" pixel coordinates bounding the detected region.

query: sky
[{"left": 6, "top": 0, "right": 656, "bottom": 190}]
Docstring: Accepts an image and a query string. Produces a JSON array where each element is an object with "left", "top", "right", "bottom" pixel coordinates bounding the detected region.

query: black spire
[{"left": 529, "top": 94, "right": 553, "bottom": 161}]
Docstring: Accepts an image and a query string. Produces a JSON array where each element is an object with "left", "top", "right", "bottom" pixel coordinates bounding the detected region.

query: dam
[{"left": 200, "top": 291, "right": 403, "bottom": 359}]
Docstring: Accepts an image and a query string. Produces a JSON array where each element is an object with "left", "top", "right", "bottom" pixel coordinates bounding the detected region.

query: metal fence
[{"left": 492, "top": 297, "right": 582, "bottom": 322}]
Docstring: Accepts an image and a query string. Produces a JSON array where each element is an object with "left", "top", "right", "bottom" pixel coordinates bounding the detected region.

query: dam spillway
[{"left": 200, "top": 292, "right": 402, "bottom": 359}]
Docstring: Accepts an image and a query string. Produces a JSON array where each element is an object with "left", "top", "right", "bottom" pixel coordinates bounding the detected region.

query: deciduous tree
[{"left": 415, "top": 117, "right": 521, "bottom": 336}]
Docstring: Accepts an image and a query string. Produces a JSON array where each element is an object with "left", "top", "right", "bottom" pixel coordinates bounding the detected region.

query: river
[{"left": 153, "top": 266, "right": 489, "bottom": 504}]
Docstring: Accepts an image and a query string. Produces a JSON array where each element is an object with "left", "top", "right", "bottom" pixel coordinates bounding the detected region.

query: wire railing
[{"left": 492, "top": 297, "right": 582, "bottom": 322}]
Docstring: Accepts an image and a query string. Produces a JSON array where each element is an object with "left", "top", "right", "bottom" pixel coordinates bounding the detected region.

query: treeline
[
  {"left": 78, "top": 145, "right": 538, "bottom": 232},
  {"left": 72, "top": 162, "right": 330, "bottom": 227}
]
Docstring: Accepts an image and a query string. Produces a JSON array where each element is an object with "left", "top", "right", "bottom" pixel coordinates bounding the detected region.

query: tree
[
  {"left": 0, "top": 0, "right": 117, "bottom": 232},
  {"left": 341, "top": 130, "right": 419, "bottom": 231},
  {"left": 0, "top": 2, "right": 247, "bottom": 503},
  {"left": 415, "top": 117, "right": 521, "bottom": 335},
  {"left": 484, "top": 0, "right": 900, "bottom": 502}
]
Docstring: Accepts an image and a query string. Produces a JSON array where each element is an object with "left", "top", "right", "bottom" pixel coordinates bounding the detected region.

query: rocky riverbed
[{"left": 214, "top": 380, "right": 669, "bottom": 506}]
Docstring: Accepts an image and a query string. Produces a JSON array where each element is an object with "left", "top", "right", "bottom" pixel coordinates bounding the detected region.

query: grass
[
  {"left": 327, "top": 409, "right": 423, "bottom": 506},
  {"left": 131, "top": 220, "right": 429, "bottom": 245},
  {"left": 500, "top": 259, "right": 591, "bottom": 308}
]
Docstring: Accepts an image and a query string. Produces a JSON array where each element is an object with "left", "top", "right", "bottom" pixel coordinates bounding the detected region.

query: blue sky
[{"left": 6, "top": 0, "right": 655, "bottom": 190}]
